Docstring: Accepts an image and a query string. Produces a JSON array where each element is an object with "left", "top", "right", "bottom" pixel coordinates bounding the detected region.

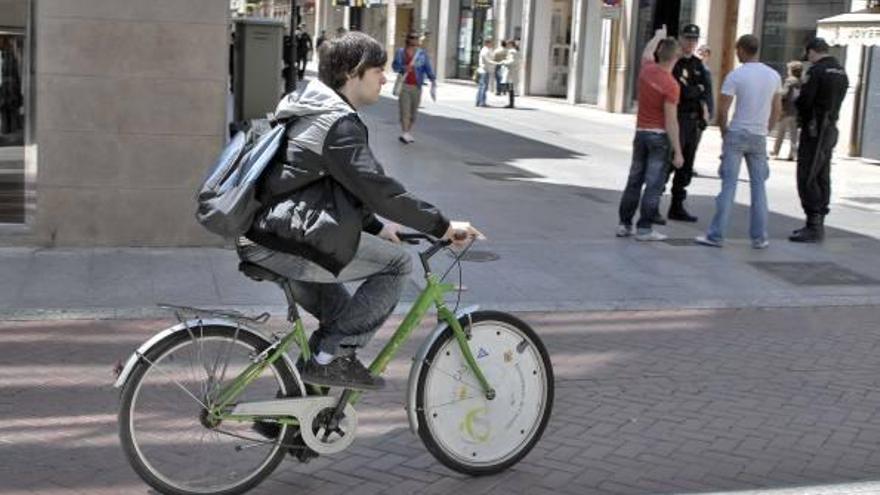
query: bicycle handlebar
[{"left": 396, "top": 231, "right": 475, "bottom": 275}]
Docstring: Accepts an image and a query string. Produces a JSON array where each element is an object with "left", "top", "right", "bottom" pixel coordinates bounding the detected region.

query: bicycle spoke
[
  {"left": 139, "top": 352, "right": 209, "bottom": 410},
  {"left": 213, "top": 326, "right": 241, "bottom": 399}
]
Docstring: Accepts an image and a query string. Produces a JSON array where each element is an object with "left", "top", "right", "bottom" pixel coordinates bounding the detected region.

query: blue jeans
[
  {"left": 618, "top": 131, "right": 671, "bottom": 231},
  {"left": 476, "top": 72, "right": 489, "bottom": 106},
  {"left": 237, "top": 233, "right": 412, "bottom": 355},
  {"left": 706, "top": 129, "right": 770, "bottom": 243}
]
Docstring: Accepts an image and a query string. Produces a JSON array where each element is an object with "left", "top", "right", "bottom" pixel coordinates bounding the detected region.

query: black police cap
[
  {"left": 805, "top": 37, "right": 830, "bottom": 53},
  {"left": 681, "top": 24, "right": 700, "bottom": 39}
]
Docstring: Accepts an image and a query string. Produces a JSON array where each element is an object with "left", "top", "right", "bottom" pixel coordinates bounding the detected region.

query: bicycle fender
[
  {"left": 112, "top": 318, "right": 305, "bottom": 397},
  {"left": 406, "top": 305, "right": 479, "bottom": 434}
]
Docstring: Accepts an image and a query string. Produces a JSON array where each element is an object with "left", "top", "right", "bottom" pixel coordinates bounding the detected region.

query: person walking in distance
[
  {"left": 616, "top": 27, "right": 684, "bottom": 242},
  {"left": 295, "top": 24, "right": 313, "bottom": 80},
  {"left": 789, "top": 38, "right": 848, "bottom": 243},
  {"left": 475, "top": 39, "right": 496, "bottom": 107},
  {"left": 771, "top": 61, "right": 803, "bottom": 161},
  {"left": 666, "top": 24, "right": 710, "bottom": 223},
  {"left": 392, "top": 32, "right": 437, "bottom": 144},
  {"left": 695, "top": 35, "right": 782, "bottom": 250}
]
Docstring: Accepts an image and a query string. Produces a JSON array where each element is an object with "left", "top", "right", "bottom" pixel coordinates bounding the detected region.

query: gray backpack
[{"left": 195, "top": 120, "right": 288, "bottom": 238}]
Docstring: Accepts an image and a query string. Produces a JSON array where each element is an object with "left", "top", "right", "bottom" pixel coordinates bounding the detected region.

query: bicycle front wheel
[
  {"left": 415, "top": 311, "right": 554, "bottom": 475},
  {"left": 118, "top": 325, "right": 302, "bottom": 495}
]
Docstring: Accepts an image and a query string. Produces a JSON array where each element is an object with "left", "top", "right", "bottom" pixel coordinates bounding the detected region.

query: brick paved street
[{"left": 3, "top": 306, "right": 880, "bottom": 494}]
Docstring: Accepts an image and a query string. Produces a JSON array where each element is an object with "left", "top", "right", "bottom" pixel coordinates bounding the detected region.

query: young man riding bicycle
[{"left": 238, "top": 32, "right": 482, "bottom": 391}]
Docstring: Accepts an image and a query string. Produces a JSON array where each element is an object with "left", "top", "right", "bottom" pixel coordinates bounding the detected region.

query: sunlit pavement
[{"left": 4, "top": 306, "right": 880, "bottom": 494}]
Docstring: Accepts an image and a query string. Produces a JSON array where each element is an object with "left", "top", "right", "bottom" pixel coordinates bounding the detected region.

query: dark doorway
[{"left": 0, "top": 1, "right": 27, "bottom": 224}]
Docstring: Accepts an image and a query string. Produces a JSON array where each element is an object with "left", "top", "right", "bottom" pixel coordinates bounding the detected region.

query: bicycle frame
[{"left": 210, "top": 271, "right": 494, "bottom": 424}]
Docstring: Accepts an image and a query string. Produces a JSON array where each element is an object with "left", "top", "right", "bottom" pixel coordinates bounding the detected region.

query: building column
[
  {"left": 522, "top": 0, "right": 552, "bottom": 95},
  {"left": 436, "top": 0, "right": 459, "bottom": 79},
  {"left": 694, "top": 0, "right": 732, "bottom": 124},
  {"left": 603, "top": 0, "right": 636, "bottom": 112},
  {"left": 419, "top": 0, "right": 441, "bottom": 64},
  {"left": 385, "top": 0, "right": 397, "bottom": 70},
  {"left": 567, "top": 0, "right": 586, "bottom": 104},
  {"left": 567, "top": 0, "right": 601, "bottom": 105},
  {"left": 496, "top": 0, "right": 509, "bottom": 44}
]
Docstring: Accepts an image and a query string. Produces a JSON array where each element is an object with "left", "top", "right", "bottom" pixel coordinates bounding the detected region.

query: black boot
[
  {"left": 668, "top": 201, "right": 698, "bottom": 222},
  {"left": 789, "top": 214, "right": 825, "bottom": 243}
]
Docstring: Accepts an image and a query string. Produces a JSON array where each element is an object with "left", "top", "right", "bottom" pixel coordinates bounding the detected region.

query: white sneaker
[
  {"left": 694, "top": 235, "right": 723, "bottom": 248},
  {"left": 615, "top": 224, "right": 633, "bottom": 237},
  {"left": 403, "top": 132, "right": 415, "bottom": 143},
  {"left": 634, "top": 230, "right": 668, "bottom": 241}
]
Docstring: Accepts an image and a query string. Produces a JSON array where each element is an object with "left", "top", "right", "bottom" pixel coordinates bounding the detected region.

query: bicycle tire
[
  {"left": 119, "top": 325, "right": 302, "bottom": 495},
  {"left": 415, "top": 310, "right": 554, "bottom": 475}
]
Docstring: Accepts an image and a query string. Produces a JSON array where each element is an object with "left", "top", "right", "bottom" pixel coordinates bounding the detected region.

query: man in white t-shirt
[{"left": 696, "top": 34, "right": 781, "bottom": 250}]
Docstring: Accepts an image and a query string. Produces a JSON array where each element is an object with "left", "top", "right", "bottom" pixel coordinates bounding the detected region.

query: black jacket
[
  {"left": 796, "top": 56, "right": 848, "bottom": 127},
  {"left": 247, "top": 80, "right": 450, "bottom": 275},
  {"left": 672, "top": 54, "right": 710, "bottom": 116}
]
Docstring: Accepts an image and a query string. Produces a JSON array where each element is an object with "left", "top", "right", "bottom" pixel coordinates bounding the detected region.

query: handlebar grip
[{"left": 397, "top": 232, "right": 433, "bottom": 244}]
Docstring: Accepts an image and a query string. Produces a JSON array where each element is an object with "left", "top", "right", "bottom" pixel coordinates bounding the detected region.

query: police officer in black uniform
[
  {"left": 666, "top": 23, "right": 710, "bottom": 223},
  {"left": 789, "top": 38, "right": 848, "bottom": 243}
]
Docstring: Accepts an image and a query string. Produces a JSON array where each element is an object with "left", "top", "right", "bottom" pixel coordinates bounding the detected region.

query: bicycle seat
[{"left": 238, "top": 261, "right": 286, "bottom": 284}]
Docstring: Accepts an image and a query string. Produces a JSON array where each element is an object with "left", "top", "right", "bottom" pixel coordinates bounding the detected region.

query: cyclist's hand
[
  {"left": 443, "top": 221, "right": 485, "bottom": 247},
  {"left": 378, "top": 222, "right": 402, "bottom": 244}
]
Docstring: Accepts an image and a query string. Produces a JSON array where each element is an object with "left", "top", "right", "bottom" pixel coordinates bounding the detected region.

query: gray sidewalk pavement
[
  {"left": 4, "top": 306, "right": 880, "bottom": 494},
  {"left": 1, "top": 78, "right": 879, "bottom": 319}
]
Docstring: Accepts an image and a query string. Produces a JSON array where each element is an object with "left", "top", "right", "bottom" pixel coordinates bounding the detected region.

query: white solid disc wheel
[{"left": 417, "top": 312, "right": 552, "bottom": 474}]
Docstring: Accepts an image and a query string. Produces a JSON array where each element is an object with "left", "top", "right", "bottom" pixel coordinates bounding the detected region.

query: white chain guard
[
  {"left": 229, "top": 396, "right": 357, "bottom": 455},
  {"left": 298, "top": 401, "right": 358, "bottom": 455}
]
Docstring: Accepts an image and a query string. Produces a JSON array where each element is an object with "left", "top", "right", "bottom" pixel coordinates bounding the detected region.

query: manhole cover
[
  {"left": 471, "top": 172, "right": 543, "bottom": 181},
  {"left": 843, "top": 197, "right": 880, "bottom": 205},
  {"left": 661, "top": 238, "right": 699, "bottom": 246},
  {"left": 449, "top": 250, "right": 500, "bottom": 262},
  {"left": 750, "top": 261, "right": 880, "bottom": 286},
  {"left": 575, "top": 191, "right": 613, "bottom": 204},
  {"left": 464, "top": 161, "right": 499, "bottom": 167}
]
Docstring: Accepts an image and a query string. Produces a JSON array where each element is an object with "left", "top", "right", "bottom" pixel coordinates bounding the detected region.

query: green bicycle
[{"left": 115, "top": 234, "right": 554, "bottom": 495}]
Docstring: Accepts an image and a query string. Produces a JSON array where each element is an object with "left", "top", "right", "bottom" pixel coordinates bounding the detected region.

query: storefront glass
[
  {"left": 0, "top": 0, "right": 29, "bottom": 224},
  {"left": 627, "top": 0, "right": 695, "bottom": 108},
  {"left": 760, "top": 0, "right": 846, "bottom": 75},
  {"left": 456, "top": 0, "right": 494, "bottom": 79}
]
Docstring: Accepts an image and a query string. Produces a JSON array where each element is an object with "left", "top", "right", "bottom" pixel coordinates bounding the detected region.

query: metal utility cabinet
[{"left": 233, "top": 18, "right": 285, "bottom": 123}]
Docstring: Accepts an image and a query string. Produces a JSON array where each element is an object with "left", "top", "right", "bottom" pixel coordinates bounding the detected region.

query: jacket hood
[
  {"left": 274, "top": 79, "right": 357, "bottom": 155},
  {"left": 273, "top": 79, "right": 355, "bottom": 121}
]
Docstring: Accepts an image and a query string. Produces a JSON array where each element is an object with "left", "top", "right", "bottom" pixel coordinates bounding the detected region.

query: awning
[{"left": 817, "top": 7, "right": 880, "bottom": 47}]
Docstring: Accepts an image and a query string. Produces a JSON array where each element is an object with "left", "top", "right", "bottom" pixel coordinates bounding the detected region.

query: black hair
[{"left": 318, "top": 32, "right": 387, "bottom": 90}]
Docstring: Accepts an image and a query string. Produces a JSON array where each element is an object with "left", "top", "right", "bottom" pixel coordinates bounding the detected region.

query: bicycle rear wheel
[
  {"left": 415, "top": 311, "right": 554, "bottom": 475},
  {"left": 118, "top": 325, "right": 302, "bottom": 495}
]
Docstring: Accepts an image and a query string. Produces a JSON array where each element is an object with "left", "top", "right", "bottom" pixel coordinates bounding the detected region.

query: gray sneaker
[
  {"left": 694, "top": 235, "right": 723, "bottom": 248},
  {"left": 752, "top": 239, "right": 770, "bottom": 250},
  {"left": 299, "top": 355, "right": 385, "bottom": 391},
  {"left": 634, "top": 230, "right": 668, "bottom": 241},
  {"left": 616, "top": 224, "right": 634, "bottom": 237}
]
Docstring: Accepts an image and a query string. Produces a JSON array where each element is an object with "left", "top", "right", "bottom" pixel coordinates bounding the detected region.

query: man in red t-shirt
[{"left": 617, "top": 26, "right": 684, "bottom": 241}]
